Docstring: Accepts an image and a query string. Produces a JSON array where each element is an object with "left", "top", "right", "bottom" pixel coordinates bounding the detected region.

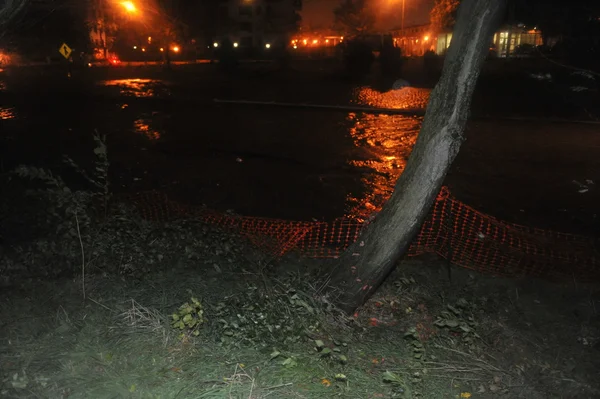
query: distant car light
[
  {"left": 233, "top": 42, "right": 239, "bottom": 48},
  {"left": 265, "top": 43, "right": 271, "bottom": 49},
  {"left": 213, "top": 42, "right": 219, "bottom": 48}
]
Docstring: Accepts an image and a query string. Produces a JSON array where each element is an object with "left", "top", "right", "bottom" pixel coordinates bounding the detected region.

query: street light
[{"left": 121, "top": 1, "right": 137, "bottom": 13}]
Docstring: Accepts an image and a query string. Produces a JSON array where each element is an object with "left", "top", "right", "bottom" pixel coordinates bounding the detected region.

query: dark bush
[
  {"left": 424, "top": 49, "right": 441, "bottom": 76},
  {"left": 379, "top": 44, "right": 403, "bottom": 78},
  {"left": 343, "top": 39, "right": 375, "bottom": 79}
]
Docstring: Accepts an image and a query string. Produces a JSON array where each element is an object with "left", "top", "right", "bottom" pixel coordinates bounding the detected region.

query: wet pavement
[{"left": 1, "top": 63, "right": 599, "bottom": 235}]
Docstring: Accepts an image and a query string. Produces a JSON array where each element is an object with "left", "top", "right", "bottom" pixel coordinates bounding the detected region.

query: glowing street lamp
[
  {"left": 172, "top": 46, "right": 180, "bottom": 53},
  {"left": 121, "top": 1, "right": 137, "bottom": 13}
]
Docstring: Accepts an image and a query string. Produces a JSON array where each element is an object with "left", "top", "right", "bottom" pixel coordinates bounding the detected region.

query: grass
[
  {"left": 2, "top": 247, "right": 599, "bottom": 398},
  {"left": 0, "top": 264, "right": 399, "bottom": 398}
]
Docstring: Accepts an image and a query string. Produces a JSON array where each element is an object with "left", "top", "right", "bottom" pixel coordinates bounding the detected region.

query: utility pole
[{"left": 401, "top": 0, "right": 405, "bottom": 31}]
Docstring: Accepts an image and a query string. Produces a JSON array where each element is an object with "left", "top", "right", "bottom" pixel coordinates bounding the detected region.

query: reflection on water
[
  {"left": 133, "top": 116, "right": 161, "bottom": 140},
  {"left": 99, "top": 79, "right": 167, "bottom": 98},
  {"left": 347, "top": 87, "right": 429, "bottom": 219},
  {"left": 0, "top": 107, "right": 16, "bottom": 120},
  {"left": 353, "top": 86, "right": 431, "bottom": 109}
]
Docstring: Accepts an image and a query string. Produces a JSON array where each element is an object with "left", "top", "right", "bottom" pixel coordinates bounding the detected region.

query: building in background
[
  {"left": 391, "top": 24, "right": 543, "bottom": 58},
  {"left": 212, "top": 0, "right": 302, "bottom": 51},
  {"left": 389, "top": 24, "right": 433, "bottom": 57}
]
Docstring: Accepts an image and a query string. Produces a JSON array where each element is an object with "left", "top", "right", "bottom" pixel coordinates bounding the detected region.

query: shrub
[
  {"left": 343, "top": 39, "right": 375, "bottom": 79},
  {"left": 379, "top": 45, "right": 403, "bottom": 78}
]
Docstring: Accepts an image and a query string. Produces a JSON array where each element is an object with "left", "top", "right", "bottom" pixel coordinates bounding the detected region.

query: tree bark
[{"left": 325, "top": 0, "right": 507, "bottom": 314}]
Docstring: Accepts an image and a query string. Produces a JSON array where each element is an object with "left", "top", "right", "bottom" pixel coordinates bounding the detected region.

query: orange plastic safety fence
[{"left": 123, "top": 188, "right": 600, "bottom": 281}]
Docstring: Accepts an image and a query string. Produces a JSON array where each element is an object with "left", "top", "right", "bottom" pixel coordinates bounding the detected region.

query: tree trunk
[{"left": 325, "top": 0, "right": 507, "bottom": 314}]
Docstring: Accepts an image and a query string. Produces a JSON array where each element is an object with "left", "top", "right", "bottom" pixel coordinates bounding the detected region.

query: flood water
[
  {"left": 0, "top": 69, "right": 428, "bottom": 222},
  {"left": 1, "top": 65, "right": 600, "bottom": 235}
]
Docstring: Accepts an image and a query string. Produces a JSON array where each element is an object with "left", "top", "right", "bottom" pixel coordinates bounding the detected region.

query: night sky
[
  {"left": 301, "top": 0, "right": 436, "bottom": 30},
  {"left": 301, "top": 0, "right": 600, "bottom": 32}
]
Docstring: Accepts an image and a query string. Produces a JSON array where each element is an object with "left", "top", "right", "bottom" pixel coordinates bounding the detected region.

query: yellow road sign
[{"left": 59, "top": 43, "right": 72, "bottom": 59}]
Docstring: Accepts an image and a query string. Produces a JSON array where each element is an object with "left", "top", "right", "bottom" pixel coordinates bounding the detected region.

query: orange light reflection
[
  {"left": 0, "top": 107, "right": 16, "bottom": 120},
  {"left": 133, "top": 119, "right": 160, "bottom": 140},
  {"left": 100, "top": 79, "right": 162, "bottom": 97},
  {"left": 345, "top": 87, "right": 431, "bottom": 220}
]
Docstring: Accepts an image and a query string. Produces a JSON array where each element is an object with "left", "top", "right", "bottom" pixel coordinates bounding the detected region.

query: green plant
[
  {"left": 3, "top": 132, "right": 113, "bottom": 280},
  {"left": 171, "top": 297, "right": 205, "bottom": 337},
  {"left": 63, "top": 131, "right": 110, "bottom": 215},
  {"left": 434, "top": 298, "right": 480, "bottom": 345}
]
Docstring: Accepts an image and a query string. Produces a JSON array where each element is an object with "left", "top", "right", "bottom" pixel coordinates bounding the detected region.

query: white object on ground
[{"left": 392, "top": 79, "right": 411, "bottom": 90}]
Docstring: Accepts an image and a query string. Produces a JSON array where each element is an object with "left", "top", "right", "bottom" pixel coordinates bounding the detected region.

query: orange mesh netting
[{"left": 124, "top": 187, "right": 600, "bottom": 280}]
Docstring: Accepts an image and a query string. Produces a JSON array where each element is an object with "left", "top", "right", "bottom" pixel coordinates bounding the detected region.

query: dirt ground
[{"left": 1, "top": 247, "right": 598, "bottom": 398}]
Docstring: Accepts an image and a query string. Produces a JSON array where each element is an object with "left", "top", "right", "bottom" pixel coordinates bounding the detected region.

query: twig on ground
[
  {"left": 434, "top": 345, "right": 504, "bottom": 373},
  {"left": 224, "top": 363, "right": 256, "bottom": 399},
  {"left": 262, "top": 382, "right": 294, "bottom": 398},
  {"left": 26, "top": 389, "right": 42, "bottom": 399},
  {"left": 265, "top": 382, "right": 293, "bottom": 390},
  {"left": 429, "top": 375, "right": 483, "bottom": 381},
  {"left": 87, "top": 297, "right": 113, "bottom": 312},
  {"left": 75, "top": 211, "right": 86, "bottom": 300}
]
